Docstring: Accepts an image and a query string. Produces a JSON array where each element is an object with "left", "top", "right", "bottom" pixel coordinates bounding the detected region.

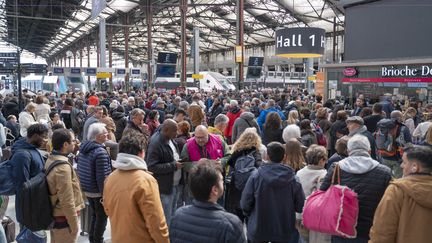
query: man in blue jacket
[
  {"left": 170, "top": 160, "right": 246, "bottom": 243},
  {"left": 11, "top": 124, "right": 48, "bottom": 223},
  {"left": 257, "top": 99, "right": 286, "bottom": 131},
  {"left": 241, "top": 142, "right": 305, "bottom": 243},
  {"left": 77, "top": 122, "right": 112, "bottom": 243}
]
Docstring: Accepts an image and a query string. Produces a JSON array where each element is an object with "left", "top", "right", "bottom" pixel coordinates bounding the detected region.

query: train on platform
[
  {"left": 154, "top": 71, "right": 236, "bottom": 92},
  {"left": 228, "top": 71, "right": 309, "bottom": 90},
  {"left": 20, "top": 74, "right": 88, "bottom": 94}
]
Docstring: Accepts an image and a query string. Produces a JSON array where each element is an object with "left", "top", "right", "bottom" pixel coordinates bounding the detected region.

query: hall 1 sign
[{"left": 275, "top": 27, "right": 325, "bottom": 58}]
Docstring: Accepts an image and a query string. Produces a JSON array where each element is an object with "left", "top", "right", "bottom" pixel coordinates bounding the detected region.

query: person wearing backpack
[
  {"left": 225, "top": 128, "right": 262, "bottom": 222},
  {"left": 241, "top": 142, "right": 305, "bottom": 243},
  {"left": 45, "top": 129, "right": 84, "bottom": 243},
  {"left": 10, "top": 124, "right": 48, "bottom": 235},
  {"left": 320, "top": 135, "right": 392, "bottom": 243},
  {"left": 377, "top": 111, "right": 412, "bottom": 178}
]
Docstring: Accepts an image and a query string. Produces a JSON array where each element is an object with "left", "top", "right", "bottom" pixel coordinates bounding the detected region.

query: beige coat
[
  {"left": 369, "top": 175, "right": 432, "bottom": 243},
  {"left": 45, "top": 155, "right": 85, "bottom": 232},
  {"left": 104, "top": 168, "right": 169, "bottom": 243}
]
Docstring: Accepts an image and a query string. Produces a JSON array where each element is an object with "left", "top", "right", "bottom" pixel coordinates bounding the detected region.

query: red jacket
[{"left": 225, "top": 108, "right": 243, "bottom": 138}]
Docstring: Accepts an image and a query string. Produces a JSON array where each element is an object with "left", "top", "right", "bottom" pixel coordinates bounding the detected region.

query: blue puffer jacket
[
  {"left": 241, "top": 163, "right": 305, "bottom": 242},
  {"left": 170, "top": 200, "right": 246, "bottom": 243},
  {"left": 10, "top": 138, "right": 45, "bottom": 223},
  {"left": 257, "top": 107, "right": 286, "bottom": 132},
  {"left": 77, "top": 141, "right": 111, "bottom": 194}
]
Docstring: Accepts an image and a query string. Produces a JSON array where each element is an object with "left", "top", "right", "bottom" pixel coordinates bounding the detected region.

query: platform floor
[{"left": 4, "top": 196, "right": 112, "bottom": 243}]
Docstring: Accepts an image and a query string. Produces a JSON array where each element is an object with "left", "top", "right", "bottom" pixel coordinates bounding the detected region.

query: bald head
[
  {"left": 194, "top": 125, "right": 209, "bottom": 147},
  {"left": 162, "top": 119, "right": 178, "bottom": 139}
]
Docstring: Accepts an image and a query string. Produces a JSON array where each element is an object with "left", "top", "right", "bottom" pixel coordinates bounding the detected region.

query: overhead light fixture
[{"left": 107, "top": 0, "right": 138, "bottom": 13}]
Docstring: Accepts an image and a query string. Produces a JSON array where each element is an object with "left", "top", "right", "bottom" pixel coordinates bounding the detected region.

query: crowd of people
[{"left": 0, "top": 87, "right": 431, "bottom": 243}]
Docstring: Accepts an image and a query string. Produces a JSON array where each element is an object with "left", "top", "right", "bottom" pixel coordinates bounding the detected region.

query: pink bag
[{"left": 302, "top": 164, "right": 359, "bottom": 238}]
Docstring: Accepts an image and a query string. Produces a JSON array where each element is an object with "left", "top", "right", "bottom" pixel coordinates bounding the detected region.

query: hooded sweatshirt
[
  {"left": 113, "top": 153, "right": 147, "bottom": 171},
  {"left": 232, "top": 111, "right": 260, "bottom": 141},
  {"left": 241, "top": 163, "right": 305, "bottom": 242},
  {"left": 370, "top": 175, "right": 432, "bottom": 243}
]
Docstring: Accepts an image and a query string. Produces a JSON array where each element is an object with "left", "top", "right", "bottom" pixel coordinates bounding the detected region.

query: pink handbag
[{"left": 302, "top": 164, "right": 359, "bottom": 238}]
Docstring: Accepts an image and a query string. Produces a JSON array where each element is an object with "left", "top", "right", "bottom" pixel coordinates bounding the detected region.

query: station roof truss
[{"left": 0, "top": 0, "right": 345, "bottom": 64}]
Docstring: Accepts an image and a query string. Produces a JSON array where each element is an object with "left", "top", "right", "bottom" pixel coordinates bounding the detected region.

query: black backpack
[
  {"left": 233, "top": 152, "right": 257, "bottom": 190},
  {"left": 19, "top": 160, "right": 70, "bottom": 231}
]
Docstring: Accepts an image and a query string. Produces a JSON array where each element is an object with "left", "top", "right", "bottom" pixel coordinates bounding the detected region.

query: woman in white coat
[
  {"left": 34, "top": 95, "right": 51, "bottom": 123},
  {"left": 18, "top": 102, "right": 37, "bottom": 137}
]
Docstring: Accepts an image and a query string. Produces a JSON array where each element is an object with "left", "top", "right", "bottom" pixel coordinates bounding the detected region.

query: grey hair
[
  {"left": 179, "top": 101, "right": 189, "bottom": 110},
  {"left": 130, "top": 108, "right": 145, "bottom": 118},
  {"left": 87, "top": 123, "right": 107, "bottom": 141},
  {"left": 230, "top": 99, "right": 238, "bottom": 107},
  {"left": 282, "top": 124, "right": 301, "bottom": 143},
  {"left": 214, "top": 114, "right": 229, "bottom": 125}
]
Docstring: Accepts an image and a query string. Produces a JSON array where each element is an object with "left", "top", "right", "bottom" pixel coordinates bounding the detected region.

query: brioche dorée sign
[
  {"left": 343, "top": 68, "right": 357, "bottom": 77},
  {"left": 343, "top": 65, "right": 432, "bottom": 82}
]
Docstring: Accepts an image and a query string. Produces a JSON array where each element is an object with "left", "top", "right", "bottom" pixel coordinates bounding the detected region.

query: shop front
[{"left": 323, "top": 60, "right": 432, "bottom": 105}]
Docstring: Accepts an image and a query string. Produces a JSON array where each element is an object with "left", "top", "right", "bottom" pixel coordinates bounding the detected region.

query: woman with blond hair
[
  {"left": 34, "top": 95, "right": 51, "bottom": 123},
  {"left": 420, "top": 124, "right": 432, "bottom": 148},
  {"left": 226, "top": 127, "right": 263, "bottom": 222},
  {"left": 18, "top": 102, "right": 37, "bottom": 137},
  {"left": 403, "top": 107, "right": 417, "bottom": 135},
  {"left": 287, "top": 110, "right": 300, "bottom": 125},
  {"left": 284, "top": 138, "right": 306, "bottom": 172}
]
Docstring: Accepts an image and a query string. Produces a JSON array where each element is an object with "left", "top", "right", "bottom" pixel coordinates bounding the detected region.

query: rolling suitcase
[{"left": 80, "top": 200, "right": 93, "bottom": 236}]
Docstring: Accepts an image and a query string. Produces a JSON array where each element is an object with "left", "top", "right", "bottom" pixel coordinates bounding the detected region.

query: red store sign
[{"left": 342, "top": 77, "right": 432, "bottom": 83}]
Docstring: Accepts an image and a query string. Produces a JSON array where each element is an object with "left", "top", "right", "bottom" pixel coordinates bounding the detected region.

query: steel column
[
  {"left": 124, "top": 13, "right": 130, "bottom": 91},
  {"left": 87, "top": 38, "right": 91, "bottom": 89},
  {"left": 333, "top": 17, "right": 337, "bottom": 62},
  {"left": 96, "top": 31, "right": 100, "bottom": 68},
  {"left": 73, "top": 51, "right": 76, "bottom": 67},
  {"left": 108, "top": 25, "right": 113, "bottom": 91},
  {"left": 236, "top": 0, "right": 244, "bottom": 90},
  {"left": 146, "top": 0, "right": 153, "bottom": 90},
  {"left": 80, "top": 46, "right": 83, "bottom": 68},
  {"left": 99, "top": 18, "right": 107, "bottom": 68},
  {"left": 180, "top": 0, "right": 188, "bottom": 88}
]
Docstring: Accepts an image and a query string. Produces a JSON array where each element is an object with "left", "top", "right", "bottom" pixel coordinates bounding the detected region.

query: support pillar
[
  {"left": 80, "top": 46, "right": 83, "bottom": 67},
  {"left": 73, "top": 51, "right": 76, "bottom": 67},
  {"left": 108, "top": 25, "right": 113, "bottom": 91},
  {"left": 146, "top": 0, "right": 153, "bottom": 90},
  {"left": 124, "top": 13, "right": 130, "bottom": 91},
  {"left": 87, "top": 38, "right": 91, "bottom": 89},
  {"left": 236, "top": 0, "right": 244, "bottom": 90},
  {"left": 180, "top": 0, "right": 187, "bottom": 88},
  {"left": 333, "top": 17, "right": 337, "bottom": 62},
  {"left": 64, "top": 55, "right": 67, "bottom": 67},
  {"left": 96, "top": 32, "right": 100, "bottom": 68}
]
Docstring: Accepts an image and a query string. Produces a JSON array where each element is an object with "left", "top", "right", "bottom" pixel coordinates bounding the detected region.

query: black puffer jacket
[
  {"left": 170, "top": 200, "right": 246, "bottom": 243},
  {"left": 320, "top": 159, "right": 391, "bottom": 239},
  {"left": 111, "top": 111, "right": 128, "bottom": 141}
]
